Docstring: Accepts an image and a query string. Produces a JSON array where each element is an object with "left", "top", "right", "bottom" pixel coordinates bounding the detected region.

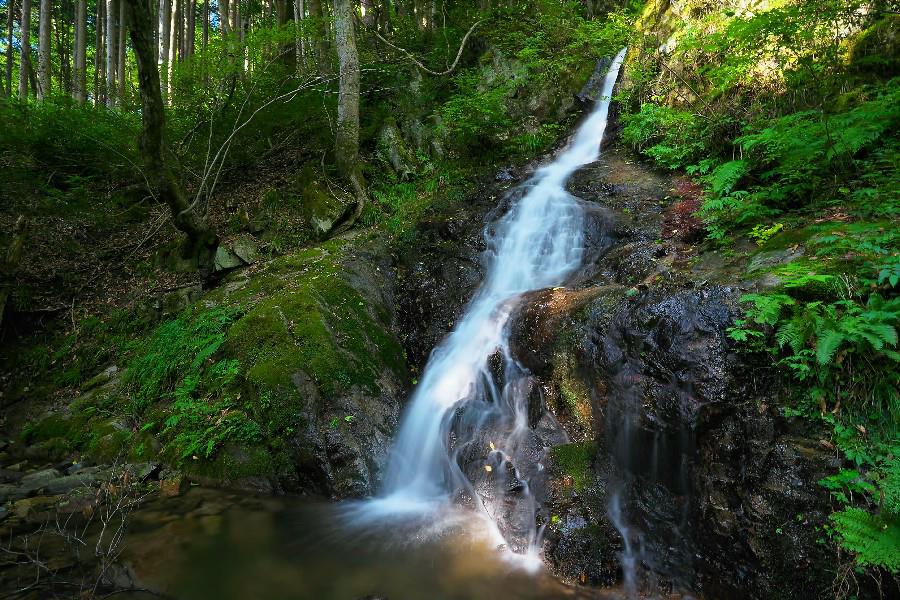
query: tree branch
[{"left": 369, "top": 19, "right": 483, "bottom": 77}]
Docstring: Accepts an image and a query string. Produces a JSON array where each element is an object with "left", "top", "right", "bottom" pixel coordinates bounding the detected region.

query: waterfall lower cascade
[{"left": 350, "top": 48, "right": 628, "bottom": 565}]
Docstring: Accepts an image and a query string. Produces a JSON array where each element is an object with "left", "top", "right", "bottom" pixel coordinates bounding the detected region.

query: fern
[
  {"left": 815, "top": 329, "right": 844, "bottom": 365},
  {"left": 830, "top": 508, "right": 900, "bottom": 571},
  {"left": 707, "top": 160, "right": 748, "bottom": 197}
]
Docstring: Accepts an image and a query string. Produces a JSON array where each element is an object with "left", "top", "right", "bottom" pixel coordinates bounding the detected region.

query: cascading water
[{"left": 349, "top": 47, "right": 628, "bottom": 562}]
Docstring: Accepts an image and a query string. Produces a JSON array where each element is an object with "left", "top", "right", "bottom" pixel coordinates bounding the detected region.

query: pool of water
[{"left": 120, "top": 488, "right": 622, "bottom": 600}]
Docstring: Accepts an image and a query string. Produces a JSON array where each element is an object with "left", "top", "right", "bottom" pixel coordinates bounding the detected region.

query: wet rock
[
  {"left": 495, "top": 166, "right": 516, "bottom": 182},
  {"left": 0, "top": 468, "right": 23, "bottom": 483},
  {"left": 20, "top": 468, "right": 63, "bottom": 488},
  {"left": 23, "top": 440, "right": 68, "bottom": 463},
  {"left": 396, "top": 201, "right": 490, "bottom": 369},
  {"left": 0, "top": 483, "right": 22, "bottom": 503},
  {"left": 0, "top": 506, "right": 7, "bottom": 522}
]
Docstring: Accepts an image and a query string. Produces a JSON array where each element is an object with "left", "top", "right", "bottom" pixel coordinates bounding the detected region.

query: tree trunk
[
  {"left": 37, "top": 0, "right": 49, "bottom": 98},
  {"left": 56, "top": 1, "right": 71, "bottom": 94},
  {"left": 106, "top": 0, "right": 116, "bottom": 105},
  {"left": 331, "top": 0, "right": 365, "bottom": 232},
  {"left": 360, "top": 0, "right": 374, "bottom": 28},
  {"left": 94, "top": 0, "right": 103, "bottom": 103},
  {"left": 294, "top": 0, "right": 304, "bottom": 66},
  {"left": 18, "top": 0, "right": 31, "bottom": 98},
  {"left": 125, "top": 0, "right": 218, "bottom": 276},
  {"left": 168, "top": 0, "right": 180, "bottom": 93},
  {"left": 202, "top": 0, "right": 208, "bottom": 50},
  {"left": 219, "top": 0, "right": 230, "bottom": 35},
  {"left": 5, "top": 0, "right": 14, "bottom": 96},
  {"left": 118, "top": 0, "right": 127, "bottom": 102},
  {"left": 74, "top": 0, "right": 86, "bottom": 101},
  {"left": 186, "top": 0, "right": 195, "bottom": 57},
  {"left": 158, "top": 0, "right": 169, "bottom": 101}
]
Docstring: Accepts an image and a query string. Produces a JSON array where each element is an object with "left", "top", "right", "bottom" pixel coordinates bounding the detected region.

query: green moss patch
[{"left": 551, "top": 441, "right": 598, "bottom": 492}]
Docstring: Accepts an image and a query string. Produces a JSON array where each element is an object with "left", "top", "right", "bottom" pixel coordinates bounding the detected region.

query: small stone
[
  {"left": 20, "top": 468, "right": 62, "bottom": 487},
  {"left": 232, "top": 236, "right": 258, "bottom": 264},
  {"left": 160, "top": 476, "right": 188, "bottom": 498},
  {"left": 214, "top": 245, "right": 244, "bottom": 271},
  {"left": 14, "top": 495, "right": 61, "bottom": 521}
]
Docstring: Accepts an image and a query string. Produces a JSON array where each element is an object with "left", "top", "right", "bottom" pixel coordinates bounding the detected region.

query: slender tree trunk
[
  {"left": 73, "top": 0, "right": 86, "bottom": 101},
  {"left": 18, "top": 0, "right": 31, "bottom": 98},
  {"left": 167, "top": 0, "right": 177, "bottom": 95},
  {"left": 118, "top": 0, "right": 127, "bottom": 102},
  {"left": 106, "top": 0, "right": 116, "bottom": 105},
  {"left": 5, "top": 0, "right": 14, "bottom": 96},
  {"left": 202, "top": 0, "right": 208, "bottom": 50},
  {"left": 158, "top": 0, "right": 169, "bottom": 101},
  {"left": 124, "top": 0, "right": 218, "bottom": 277},
  {"left": 360, "top": 0, "right": 374, "bottom": 28},
  {"left": 331, "top": 0, "right": 365, "bottom": 231},
  {"left": 186, "top": 0, "right": 195, "bottom": 57},
  {"left": 94, "top": 0, "right": 103, "bottom": 103},
  {"left": 294, "top": 0, "right": 304, "bottom": 66},
  {"left": 56, "top": 1, "right": 71, "bottom": 94},
  {"left": 37, "top": 0, "right": 49, "bottom": 98}
]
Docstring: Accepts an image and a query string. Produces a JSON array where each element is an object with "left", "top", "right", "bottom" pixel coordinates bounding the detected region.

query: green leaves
[
  {"left": 123, "top": 306, "right": 260, "bottom": 462},
  {"left": 830, "top": 508, "right": 900, "bottom": 571},
  {"left": 621, "top": 103, "right": 705, "bottom": 170}
]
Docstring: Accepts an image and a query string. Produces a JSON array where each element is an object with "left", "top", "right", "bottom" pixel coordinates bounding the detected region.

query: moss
[
  {"left": 551, "top": 441, "right": 598, "bottom": 492},
  {"left": 87, "top": 427, "right": 133, "bottom": 463},
  {"left": 183, "top": 442, "right": 291, "bottom": 482},
  {"left": 847, "top": 16, "right": 900, "bottom": 76},
  {"left": 224, "top": 241, "right": 406, "bottom": 401},
  {"left": 22, "top": 415, "right": 76, "bottom": 444},
  {"left": 551, "top": 353, "right": 594, "bottom": 431}
]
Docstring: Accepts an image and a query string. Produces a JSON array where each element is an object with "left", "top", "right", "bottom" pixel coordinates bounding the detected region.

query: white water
[{"left": 351, "top": 47, "right": 628, "bottom": 561}]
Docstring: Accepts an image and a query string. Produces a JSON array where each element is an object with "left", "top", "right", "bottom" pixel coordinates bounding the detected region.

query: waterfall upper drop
[{"left": 359, "top": 47, "right": 628, "bottom": 553}]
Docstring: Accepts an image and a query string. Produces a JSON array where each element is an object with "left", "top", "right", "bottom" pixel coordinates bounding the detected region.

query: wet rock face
[
  {"left": 518, "top": 282, "right": 838, "bottom": 597},
  {"left": 592, "top": 287, "right": 736, "bottom": 432}
]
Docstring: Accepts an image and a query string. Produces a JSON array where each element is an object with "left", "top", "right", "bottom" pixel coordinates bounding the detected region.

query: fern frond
[
  {"left": 831, "top": 508, "right": 900, "bottom": 571},
  {"left": 816, "top": 329, "right": 845, "bottom": 365}
]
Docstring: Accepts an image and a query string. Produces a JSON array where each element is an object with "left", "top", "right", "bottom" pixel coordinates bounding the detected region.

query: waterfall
[{"left": 351, "top": 47, "right": 628, "bottom": 561}]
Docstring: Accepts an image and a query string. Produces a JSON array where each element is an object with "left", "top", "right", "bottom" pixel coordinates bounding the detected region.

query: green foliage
[
  {"left": 621, "top": 103, "right": 705, "bottom": 169},
  {"left": 830, "top": 508, "right": 900, "bottom": 571},
  {"left": 823, "top": 463, "right": 900, "bottom": 572},
  {"left": 0, "top": 97, "right": 140, "bottom": 212},
  {"left": 749, "top": 223, "right": 784, "bottom": 246},
  {"left": 124, "top": 306, "right": 262, "bottom": 461},
  {"left": 732, "top": 293, "right": 899, "bottom": 419}
]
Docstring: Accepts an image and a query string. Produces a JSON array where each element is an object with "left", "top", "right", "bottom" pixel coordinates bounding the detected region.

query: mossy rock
[
  {"left": 550, "top": 441, "right": 598, "bottom": 492},
  {"left": 118, "top": 238, "right": 409, "bottom": 494}
]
